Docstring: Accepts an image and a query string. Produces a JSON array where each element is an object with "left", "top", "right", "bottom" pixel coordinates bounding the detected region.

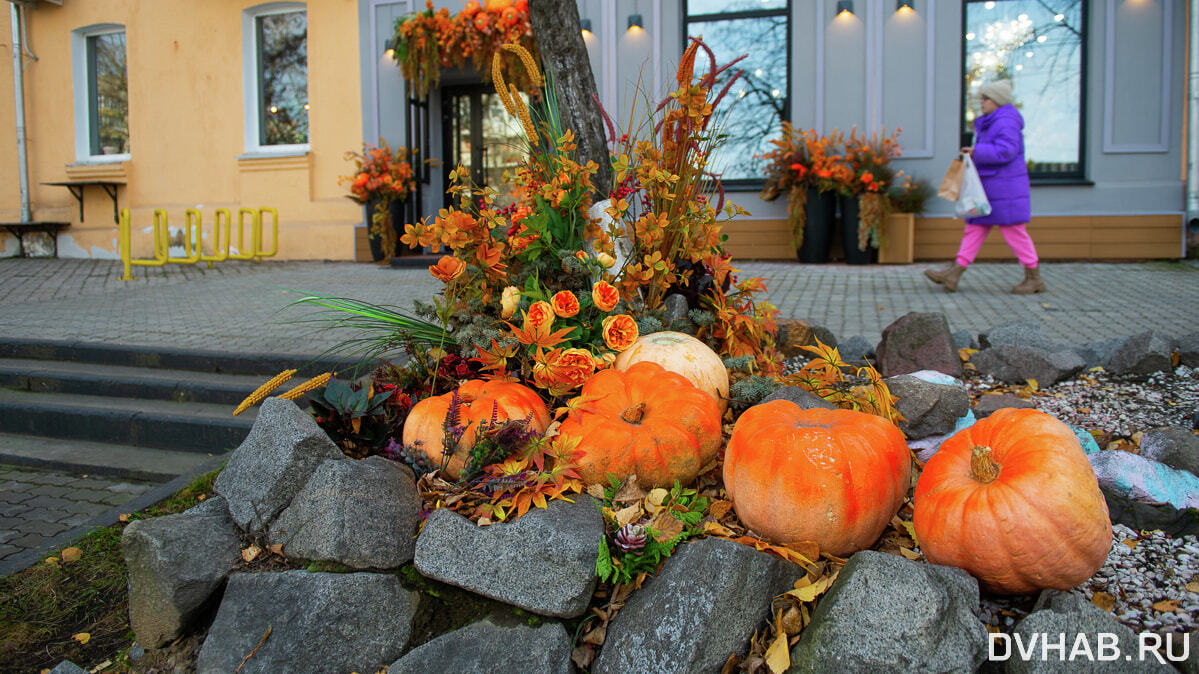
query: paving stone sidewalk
[{"left": 0, "top": 464, "right": 153, "bottom": 563}]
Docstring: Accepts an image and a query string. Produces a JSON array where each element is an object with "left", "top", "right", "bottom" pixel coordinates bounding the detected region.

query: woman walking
[{"left": 925, "top": 80, "right": 1046, "bottom": 294}]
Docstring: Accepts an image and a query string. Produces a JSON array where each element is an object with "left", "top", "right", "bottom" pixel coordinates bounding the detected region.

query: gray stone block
[
  {"left": 952, "top": 329, "right": 979, "bottom": 351},
  {"left": 838, "top": 334, "right": 874, "bottom": 364},
  {"left": 214, "top": 397, "right": 343, "bottom": 534},
  {"left": 49, "top": 662, "right": 88, "bottom": 674},
  {"left": 887, "top": 374, "right": 970, "bottom": 440},
  {"left": 972, "top": 393, "right": 1036, "bottom": 419},
  {"left": 788, "top": 550, "right": 987, "bottom": 673},
  {"left": 1179, "top": 332, "right": 1199, "bottom": 368},
  {"left": 876, "top": 312, "right": 962, "bottom": 379},
  {"left": 972, "top": 345, "right": 1085, "bottom": 385},
  {"left": 269, "top": 456, "right": 420, "bottom": 569},
  {"left": 196, "top": 571, "right": 417, "bottom": 674},
  {"left": 1076, "top": 336, "right": 1124, "bottom": 370},
  {"left": 387, "top": 618, "right": 572, "bottom": 674},
  {"left": 414, "top": 498, "right": 601, "bottom": 618},
  {"left": 595, "top": 537, "right": 803, "bottom": 674},
  {"left": 122, "top": 511, "right": 241, "bottom": 649},
  {"left": 1006, "top": 590, "right": 1172, "bottom": 673},
  {"left": 762, "top": 386, "right": 838, "bottom": 410},
  {"left": 1140, "top": 426, "right": 1199, "bottom": 478},
  {"left": 1107, "top": 330, "right": 1176, "bottom": 376},
  {"left": 979, "top": 322, "right": 1059, "bottom": 351}
]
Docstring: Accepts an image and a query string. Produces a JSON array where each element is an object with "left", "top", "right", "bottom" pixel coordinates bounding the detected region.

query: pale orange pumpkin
[
  {"left": 402, "top": 379, "right": 549, "bottom": 479},
  {"left": 913, "top": 408, "right": 1112, "bottom": 595},
  {"left": 723, "top": 401, "right": 911, "bottom": 556},
  {"left": 612, "top": 331, "right": 729, "bottom": 413},
  {"left": 555, "top": 361, "right": 722, "bottom": 487}
]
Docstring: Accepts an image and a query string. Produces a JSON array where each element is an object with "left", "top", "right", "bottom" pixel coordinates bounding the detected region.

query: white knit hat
[{"left": 979, "top": 80, "right": 1014, "bottom": 107}]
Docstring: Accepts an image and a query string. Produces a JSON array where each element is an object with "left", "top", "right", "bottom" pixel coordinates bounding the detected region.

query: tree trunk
[{"left": 528, "top": 0, "right": 613, "bottom": 195}]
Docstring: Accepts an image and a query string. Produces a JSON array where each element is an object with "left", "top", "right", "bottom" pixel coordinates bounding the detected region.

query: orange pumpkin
[
  {"left": 724, "top": 401, "right": 911, "bottom": 557},
  {"left": 402, "top": 379, "right": 549, "bottom": 479},
  {"left": 913, "top": 408, "right": 1112, "bottom": 595},
  {"left": 613, "top": 331, "right": 729, "bottom": 413},
  {"left": 556, "top": 361, "right": 722, "bottom": 487}
]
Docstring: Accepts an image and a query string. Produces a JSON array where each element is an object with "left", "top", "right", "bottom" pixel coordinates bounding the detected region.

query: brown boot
[
  {"left": 924, "top": 263, "right": 966, "bottom": 292},
  {"left": 1011, "top": 266, "right": 1046, "bottom": 294}
]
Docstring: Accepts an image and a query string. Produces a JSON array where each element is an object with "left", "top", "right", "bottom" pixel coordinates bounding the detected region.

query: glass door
[{"left": 441, "top": 84, "right": 528, "bottom": 208}]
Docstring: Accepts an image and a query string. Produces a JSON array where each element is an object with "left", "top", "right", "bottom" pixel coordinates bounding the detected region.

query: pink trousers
[{"left": 955, "top": 223, "right": 1039, "bottom": 268}]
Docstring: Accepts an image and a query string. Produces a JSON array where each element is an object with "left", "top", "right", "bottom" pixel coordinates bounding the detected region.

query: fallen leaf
[
  {"left": 477, "top": 517, "right": 492, "bottom": 527},
  {"left": 582, "top": 623, "right": 607, "bottom": 646},
  {"left": 241, "top": 544, "right": 262, "bottom": 563},
  {"left": 1186, "top": 581, "right": 1199, "bottom": 593},
  {"left": 1173, "top": 351, "right": 1182, "bottom": 367},
  {"left": 1131, "top": 431, "right": 1143, "bottom": 447},
  {"left": 647, "top": 511, "right": 685, "bottom": 542},
  {"left": 73, "top": 632, "right": 91, "bottom": 645},
  {"left": 612, "top": 475, "right": 646, "bottom": 504},
  {"left": 90, "top": 660, "right": 112, "bottom": 672},
  {"left": 1091, "top": 592, "right": 1115, "bottom": 611},
  {"left": 267, "top": 544, "right": 285, "bottom": 556},
  {"left": 703, "top": 521, "right": 737, "bottom": 537},
  {"left": 1122, "top": 539, "right": 1138, "bottom": 550},
  {"left": 875, "top": 305, "right": 884, "bottom": 311},
  {"left": 764, "top": 611, "right": 790, "bottom": 673},
  {"left": 1152, "top": 599, "right": 1180, "bottom": 613},
  {"left": 613, "top": 504, "right": 642, "bottom": 528},
  {"left": 1025, "top": 378, "right": 1038, "bottom": 392},
  {"left": 44, "top": 557, "right": 59, "bottom": 566},
  {"left": 645, "top": 488, "right": 669, "bottom": 513},
  {"left": 958, "top": 347, "right": 977, "bottom": 362},
  {"left": 899, "top": 547, "right": 922, "bottom": 561},
  {"left": 571, "top": 645, "right": 596, "bottom": 670},
  {"left": 900, "top": 520, "right": 919, "bottom": 545},
  {"left": 586, "top": 483, "right": 606, "bottom": 500},
  {"left": 962, "top": 362, "right": 977, "bottom": 372},
  {"left": 780, "top": 606, "right": 804, "bottom": 635},
  {"left": 708, "top": 500, "right": 734, "bottom": 520},
  {"left": 786, "top": 573, "right": 836, "bottom": 603},
  {"left": 60, "top": 547, "right": 82, "bottom": 563},
  {"left": 118, "top": 514, "right": 130, "bottom": 523},
  {"left": 196, "top": 494, "right": 207, "bottom": 502}
]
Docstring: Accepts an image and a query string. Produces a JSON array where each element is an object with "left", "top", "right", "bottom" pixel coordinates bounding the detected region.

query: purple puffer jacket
[{"left": 967, "top": 104, "right": 1030, "bottom": 226}]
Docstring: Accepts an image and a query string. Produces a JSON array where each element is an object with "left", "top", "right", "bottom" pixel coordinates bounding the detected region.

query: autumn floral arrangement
[
  {"left": 392, "top": 0, "right": 540, "bottom": 100},
  {"left": 758, "top": 125, "right": 853, "bottom": 249},
  {"left": 841, "top": 127, "right": 903, "bottom": 250},
  {"left": 340, "top": 140, "right": 416, "bottom": 260}
]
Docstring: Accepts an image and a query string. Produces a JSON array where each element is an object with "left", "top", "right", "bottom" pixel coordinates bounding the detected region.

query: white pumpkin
[{"left": 613, "top": 331, "right": 729, "bottom": 413}]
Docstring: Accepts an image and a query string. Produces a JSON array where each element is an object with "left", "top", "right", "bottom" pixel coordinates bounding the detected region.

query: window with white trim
[
  {"left": 72, "top": 25, "right": 129, "bottom": 161},
  {"left": 243, "top": 3, "right": 308, "bottom": 153}
]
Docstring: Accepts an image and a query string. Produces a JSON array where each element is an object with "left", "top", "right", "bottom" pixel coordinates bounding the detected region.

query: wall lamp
[
  {"left": 897, "top": 0, "right": 915, "bottom": 10},
  {"left": 836, "top": 1, "right": 854, "bottom": 16},
  {"left": 581, "top": 18, "right": 592, "bottom": 34},
  {"left": 627, "top": 13, "right": 643, "bottom": 30}
]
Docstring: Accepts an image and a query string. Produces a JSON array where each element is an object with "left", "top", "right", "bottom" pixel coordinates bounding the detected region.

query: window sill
[
  {"left": 65, "top": 160, "right": 129, "bottom": 180},
  {"left": 237, "top": 151, "right": 312, "bottom": 173},
  {"left": 1030, "top": 177, "right": 1095, "bottom": 187}
]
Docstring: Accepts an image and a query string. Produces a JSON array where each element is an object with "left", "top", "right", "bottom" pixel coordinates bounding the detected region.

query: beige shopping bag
[{"left": 938, "top": 156, "right": 965, "bottom": 202}]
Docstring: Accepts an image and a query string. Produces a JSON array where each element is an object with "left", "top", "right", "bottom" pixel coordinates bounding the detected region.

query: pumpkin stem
[
  {"left": 620, "top": 401, "right": 647, "bottom": 424},
  {"left": 969, "top": 445, "right": 1001, "bottom": 484}
]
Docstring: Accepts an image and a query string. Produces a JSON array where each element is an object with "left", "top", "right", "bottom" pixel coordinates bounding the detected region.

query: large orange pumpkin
[
  {"left": 555, "top": 361, "right": 722, "bottom": 487},
  {"left": 613, "top": 331, "right": 729, "bottom": 413},
  {"left": 913, "top": 408, "right": 1112, "bottom": 595},
  {"left": 723, "top": 401, "right": 911, "bottom": 557},
  {"left": 402, "top": 379, "right": 549, "bottom": 479}
]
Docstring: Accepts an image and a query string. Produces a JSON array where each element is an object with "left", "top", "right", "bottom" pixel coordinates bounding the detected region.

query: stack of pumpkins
[{"left": 403, "top": 330, "right": 1113, "bottom": 596}]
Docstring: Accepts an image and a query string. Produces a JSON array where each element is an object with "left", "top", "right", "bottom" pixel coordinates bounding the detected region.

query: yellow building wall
[{"left": 0, "top": 0, "right": 363, "bottom": 260}]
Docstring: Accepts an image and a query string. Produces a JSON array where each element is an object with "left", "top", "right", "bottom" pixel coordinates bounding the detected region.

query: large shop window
[
  {"left": 244, "top": 3, "right": 309, "bottom": 152},
  {"left": 962, "top": 0, "right": 1086, "bottom": 180},
  {"left": 683, "top": 0, "right": 790, "bottom": 184},
  {"left": 72, "top": 25, "right": 129, "bottom": 161}
]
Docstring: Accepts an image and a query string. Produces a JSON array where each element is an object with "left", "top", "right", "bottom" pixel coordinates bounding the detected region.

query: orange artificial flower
[
  {"left": 602, "top": 314, "right": 639, "bottom": 352},
  {"left": 551, "top": 291, "right": 580, "bottom": 318},
  {"left": 575, "top": 250, "right": 589, "bottom": 262},
  {"left": 596, "top": 252, "right": 616, "bottom": 269},
  {"left": 860, "top": 172, "right": 874, "bottom": 184},
  {"left": 429, "top": 255, "right": 466, "bottom": 282},
  {"left": 524, "top": 301, "right": 555, "bottom": 337},
  {"left": 592, "top": 281, "right": 620, "bottom": 312},
  {"left": 816, "top": 168, "right": 832, "bottom": 179},
  {"left": 533, "top": 347, "right": 596, "bottom": 394},
  {"left": 475, "top": 241, "right": 505, "bottom": 273}
]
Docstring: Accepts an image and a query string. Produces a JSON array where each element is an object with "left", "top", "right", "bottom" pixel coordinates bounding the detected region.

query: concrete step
[
  {"left": 0, "top": 337, "right": 361, "bottom": 377},
  {"left": 0, "top": 357, "right": 272, "bottom": 405},
  {"left": 0, "top": 432, "right": 222, "bottom": 482},
  {"left": 0, "top": 388, "right": 256, "bottom": 454}
]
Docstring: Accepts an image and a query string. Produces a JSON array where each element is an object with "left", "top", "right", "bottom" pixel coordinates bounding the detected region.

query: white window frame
[
  {"left": 242, "top": 2, "right": 309, "bottom": 156},
  {"left": 71, "top": 24, "right": 130, "bottom": 164}
]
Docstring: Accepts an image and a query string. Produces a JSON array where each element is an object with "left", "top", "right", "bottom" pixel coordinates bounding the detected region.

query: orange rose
[
  {"left": 533, "top": 348, "right": 595, "bottom": 393},
  {"left": 596, "top": 252, "right": 616, "bottom": 269},
  {"left": 551, "top": 291, "right": 580, "bottom": 318},
  {"left": 602, "top": 314, "right": 639, "bottom": 352},
  {"left": 429, "top": 255, "right": 466, "bottom": 282},
  {"left": 524, "top": 300, "right": 554, "bottom": 337},
  {"left": 592, "top": 281, "right": 620, "bottom": 312},
  {"left": 575, "top": 250, "right": 589, "bottom": 262},
  {"left": 500, "top": 286, "right": 520, "bottom": 319}
]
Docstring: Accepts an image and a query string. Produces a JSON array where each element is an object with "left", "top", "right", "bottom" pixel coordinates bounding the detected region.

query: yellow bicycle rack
[{"left": 119, "top": 206, "right": 279, "bottom": 281}]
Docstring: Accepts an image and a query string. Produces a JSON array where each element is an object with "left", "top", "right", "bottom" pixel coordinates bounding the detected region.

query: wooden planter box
[{"left": 877, "top": 213, "right": 915, "bottom": 264}]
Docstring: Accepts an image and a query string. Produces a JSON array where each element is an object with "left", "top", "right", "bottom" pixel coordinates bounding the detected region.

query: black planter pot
[
  {"left": 797, "top": 189, "right": 836, "bottom": 263},
  {"left": 839, "top": 195, "right": 878, "bottom": 265},
  {"left": 365, "top": 198, "right": 413, "bottom": 262}
]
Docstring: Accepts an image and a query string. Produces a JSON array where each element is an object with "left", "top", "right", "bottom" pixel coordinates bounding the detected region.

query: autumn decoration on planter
[
  {"left": 842, "top": 127, "right": 903, "bottom": 256},
  {"left": 913, "top": 408, "right": 1113, "bottom": 595},
  {"left": 613, "top": 331, "right": 729, "bottom": 413},
  {"left": 759, "top": 124, "right": 852, "bottom": 252},
  {"left": 723, "top": 402, "right": 911, "bottom": 557},
  {"left": 340, "top": 140, "right": 417, "bottom": 261},
  {"left": 391, "top": 0, "right": 540, "bottom": 100},
  {"left": 556, "top": 362, "right": 722, "bottom": 488},
  {"left": 402, "top": 378, "right": 550, "bottom": 479}
]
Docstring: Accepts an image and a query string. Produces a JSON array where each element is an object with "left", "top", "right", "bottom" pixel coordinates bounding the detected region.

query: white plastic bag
[{"left": 954, "top": 155, "right": 992, "bottom": 219}]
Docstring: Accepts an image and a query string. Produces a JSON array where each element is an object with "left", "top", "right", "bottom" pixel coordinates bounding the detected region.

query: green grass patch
[{"left": 0, "top": 469, "right": 220, "bottom": 674}]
